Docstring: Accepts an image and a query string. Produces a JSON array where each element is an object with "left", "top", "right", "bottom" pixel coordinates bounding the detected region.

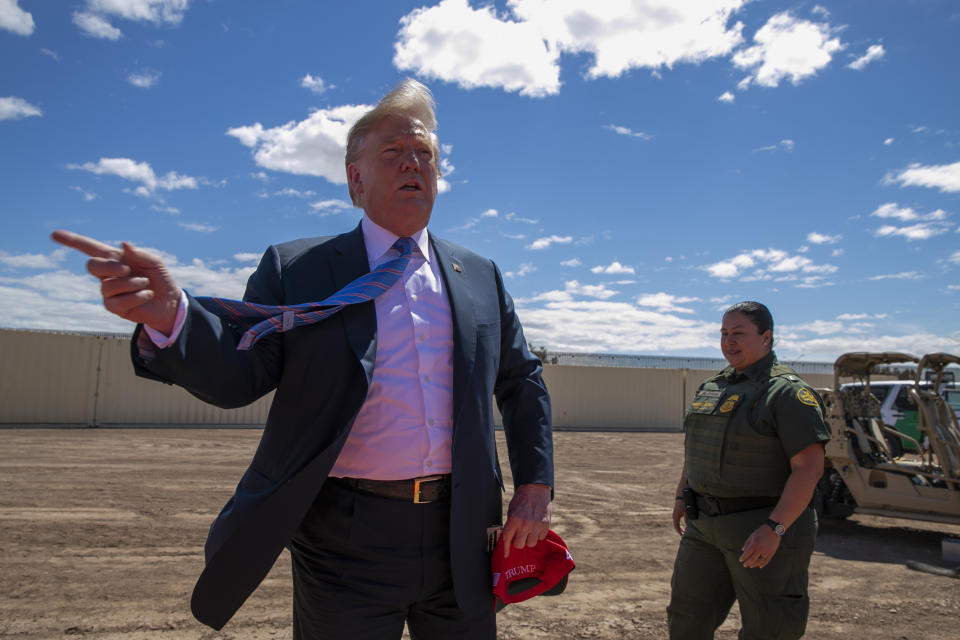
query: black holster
[{"left": 682, "top": 485, "right": 699, "bottom": 520}]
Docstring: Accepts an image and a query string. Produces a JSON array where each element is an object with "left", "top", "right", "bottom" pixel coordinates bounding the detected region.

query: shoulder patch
[{"left": 797, "top": 387, "right": 818, "bottom": 407}]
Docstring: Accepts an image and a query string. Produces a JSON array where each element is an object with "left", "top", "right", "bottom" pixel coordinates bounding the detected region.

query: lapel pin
[{"left": 452, "top": 263, "right": 462, "bottom": 273}]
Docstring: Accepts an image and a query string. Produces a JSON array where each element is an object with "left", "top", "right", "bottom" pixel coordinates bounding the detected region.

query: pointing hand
[{"left": 51, "top": 230, "right": 181, "bottom": 335}]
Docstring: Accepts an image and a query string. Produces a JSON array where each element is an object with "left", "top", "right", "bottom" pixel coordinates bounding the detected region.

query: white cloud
[
  {"left": 394, "top": 0, "right": 561, "bottom": 97},
  {"left": 0, "top": 249, "right": 67, "bottom": 269},
  {"left": 227, "top": 103, "right": 371, "bottom": 183},
  {"left": 527, "top": 235, "right": 573, "bottom": 250},
  {"left": 0, "top": 270, "right": 103, "bottom": 302},
  {"left": 870, "top": 203, "right": 951, "bottom": 240},
  {"left": 869, "top": 271, "right": 922, "bottom": 281},
  {"left": 505, "top": 212, "right": 538, "bottom": 224},
  {"left": 0, "top": 285, "right": 134, "bottom": 331},
  {"left": 234, "top": 252, "right": 261, "bottom": 263},
  {"left": 275, "top": 188, "right": 316, "bottom": 199},
  {"left": 70, "top": 186, "right": 97, "bottom": 201},
  {"left": 127, "top": 69, "right": 161, "bottom": 88},
  {"left": 563, "top": 280, "right": 618, "bottom": 299},
  {"left": 870, "top": 202, "right": 946, "bottom": 222},
  {"left": 93, "top": 0, "right": 188, "bottom": 23},
  {"left": 836, "top": 312, "right": 886, "bottom": 321},
  {"left": 74, "top": 0, "right": 189, "bottom": 38},
  {"left": 775, "top": 332, "right": 960, "bottom": 361},
  {"left": 167, "top": 265, "right": 251, "bottom": 299},
  {"left": 394, "top": 0, "right": 746, "bottom": 97},
  {"left": 847, "top": 44, "right": 885, "bottom": 70},
  {"left": 807, "top": 231, "right": 841, "bottom": 244},
  {"left": 177, "top": 222, "right": 218, "bottom": 233},
  {"left": 300, "top": 73, "right": 331, "bottom": 95},
  {"left": 0, "top": 251, "right": 250, "bottom": 333},
  {"left": 754, "top": 139, "right": 794, "bottom": 153},
  {"left": 605, "top": 124, "right": 651, "bottom": 140},
  {"left": 732, "top": 11, "right": 843, "bottom": 89},
  {"left": 68, "top": 157, "right": 199, "bottom": 196},
  {"left": 705, "top": 248, "right": 836, "bottom": 282},
  {"left": 636, "top": 292, "right": 699, "bottom": 313},
  {"left": 883, "top": 137, "right": 894, "bottom": 146},
  {"left": 0, "top": 96, "right": 42, "bottom": 121},
  {"left": 718, "top": 91, "right": 735, "bottom": 103},
  {"left": 512, "top": 0, "right": 746, "bottom": 79},
  {"left": 504, "top": 263, "right": 537, "bottom": 278},
  {"left": 797, "top": 319, "right": 844, "bottom": 336},
  {"left": 41, "top": 48, "right": 59, "bottom": 60},
  {"left": 884, "top": 161, "right": 960, "bottom": 193},
  {"left": 560, "top": 258, "right": 581, "bottom": 267},
  {"left": 73, "top": 11, "right": 123, "bottom": 39},
  {"left": 870, "top": 202, "right": 950, "bottom": 240},
  {"left": 874, "top": 224, "right": 948, "bottom": 241},
  {"left": 0, "top": 0, "right": 34, "bottom": 36},
  {"left": 481, "top": 208, "right": 498, "bottom": 218},
  {"left": 516, "top": 298, "right": 717, "bottom": 353},
  {"left": 590, "top": 261, "right": 635, "bottom": 275},
  {"left": 309, "top": 199, "right": 353, "bottom": 215},
  {"left": 950, "top": 251, "right": 960, "bottom": 265}
]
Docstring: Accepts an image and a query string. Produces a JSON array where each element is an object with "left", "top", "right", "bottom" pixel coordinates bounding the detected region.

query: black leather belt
[
  {"left": 696, "top": 494, "right": 778, "bottom": 517},
  {"left": 328, "top": 474, "right": 451, "bottom": 504}
]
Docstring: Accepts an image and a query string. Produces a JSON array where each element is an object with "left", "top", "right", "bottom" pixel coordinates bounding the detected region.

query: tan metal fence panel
[
  {"left": 93, "top": 335, "right": 273, "bottom": 425},
  {"left": 542, "top": 365, "right": 687, "bottom": 430},
  {"left": 0, "top": 330, "right": 99, "bottom": 424},
  {"left": 0, "top": 329, "right": 839, "bottom": 429}
]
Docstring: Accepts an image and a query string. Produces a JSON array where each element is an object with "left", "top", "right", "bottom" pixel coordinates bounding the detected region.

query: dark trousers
[
  {"left": 288, "top": 480, "right": 496, "bottom": 640},
  {"left": 667, "top": 507, "right": 817, "bottom": 640}
]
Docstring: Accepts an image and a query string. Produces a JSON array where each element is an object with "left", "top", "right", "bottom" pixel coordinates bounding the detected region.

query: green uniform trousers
[{"left": 667, "top": 507, "right": 817, "bottom": 640}]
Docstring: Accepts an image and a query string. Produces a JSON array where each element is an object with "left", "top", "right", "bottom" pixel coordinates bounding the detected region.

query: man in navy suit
[{"left": 52, "top": 79, "right": 553, "bottom": 639}]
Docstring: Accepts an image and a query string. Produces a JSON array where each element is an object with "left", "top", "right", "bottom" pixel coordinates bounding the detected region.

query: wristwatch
[{"left": 766, "top": 518, "right": 785, "bottom": 536}]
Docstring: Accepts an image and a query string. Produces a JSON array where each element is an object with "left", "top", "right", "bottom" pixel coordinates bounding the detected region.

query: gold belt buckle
[{"left": 413, "top": 475, "right": 442, "bottom": 504}]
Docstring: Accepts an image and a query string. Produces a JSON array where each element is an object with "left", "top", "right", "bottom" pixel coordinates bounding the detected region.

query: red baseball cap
[{"left": 492, "top": 530, "right": 575, "bottom": 611}]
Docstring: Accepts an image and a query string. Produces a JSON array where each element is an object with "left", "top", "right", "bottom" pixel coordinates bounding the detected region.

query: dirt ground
[{"left": 1, "top": 429, "right": 959, "bottom": 640}]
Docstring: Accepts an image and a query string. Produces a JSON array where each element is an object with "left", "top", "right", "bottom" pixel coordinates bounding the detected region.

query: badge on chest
[{"left": 689, "top": 387, "right": 745, "bottom": 416}]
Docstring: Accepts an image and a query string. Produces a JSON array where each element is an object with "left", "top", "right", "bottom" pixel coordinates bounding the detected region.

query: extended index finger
[{"left": 51, "top": 229, "right": 121, "bottom": 259}]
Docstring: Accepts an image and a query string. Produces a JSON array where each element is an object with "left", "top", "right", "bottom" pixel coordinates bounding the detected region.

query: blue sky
[{"left": 2, "top": 0, "right": 959, "bottom": 361}]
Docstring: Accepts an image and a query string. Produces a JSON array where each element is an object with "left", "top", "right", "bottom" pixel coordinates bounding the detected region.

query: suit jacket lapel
[
  {"left": 432, "top": 236, "right": 477, "bottom": 428},
  {"left": 331, "top": 223, "right": 377, "bottom": 384}
]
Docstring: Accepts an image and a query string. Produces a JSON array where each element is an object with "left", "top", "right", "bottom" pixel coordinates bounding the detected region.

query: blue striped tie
[{"left": 199, "top": 237, "right": 416, "bottom": 350}]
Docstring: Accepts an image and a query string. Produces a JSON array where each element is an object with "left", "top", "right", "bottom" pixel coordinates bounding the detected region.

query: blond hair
[{"left": 345, "top": 78, "right": 440, "bottom": 206}]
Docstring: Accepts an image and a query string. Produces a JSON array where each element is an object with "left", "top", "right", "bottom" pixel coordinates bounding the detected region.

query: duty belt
[
  {"left": 329, "top": 474, "right": 451, "bottom": 504},
  {"left": 695, "top": 494, "right": 778, "bottom": 516}
]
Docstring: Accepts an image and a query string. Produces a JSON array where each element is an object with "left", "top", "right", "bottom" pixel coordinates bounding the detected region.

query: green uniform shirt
[{"left": 684, "top": 351, "right": 831, "bottom": 497}]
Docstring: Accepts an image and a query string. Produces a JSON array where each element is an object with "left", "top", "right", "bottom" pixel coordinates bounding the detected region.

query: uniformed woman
[{"left": 667, "top": 301, "right": 830, "bottom": 640}]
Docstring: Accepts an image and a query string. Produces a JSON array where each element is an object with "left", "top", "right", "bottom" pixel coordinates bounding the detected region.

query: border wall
[{"left": 0, "top": 328, "right": 833, "bottom": 431}]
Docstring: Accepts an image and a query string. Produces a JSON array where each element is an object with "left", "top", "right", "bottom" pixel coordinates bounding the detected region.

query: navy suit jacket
[{"left": 131, "top": 224, "right": 553, "bottom": 630}]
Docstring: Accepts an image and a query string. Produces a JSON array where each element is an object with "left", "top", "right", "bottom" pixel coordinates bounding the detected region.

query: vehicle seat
[
  {"left": 913, "top": 388, "right": 960, "bottom": 484},
  {"left": 850, "top": 417, "right": 891, "bottom": 463}
]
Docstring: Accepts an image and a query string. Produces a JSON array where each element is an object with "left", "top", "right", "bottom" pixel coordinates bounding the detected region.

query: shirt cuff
[{"left": 143, "top": 289, "right": 188, "bottom": 348}]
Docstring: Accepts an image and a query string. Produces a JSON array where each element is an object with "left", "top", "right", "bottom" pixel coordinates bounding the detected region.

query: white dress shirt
[
  {"left": 330, "top": 216, "right": 454, "bottom": 479},
  {"left": 145, "top": 216, "right": 455, "bottom": 480}
]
